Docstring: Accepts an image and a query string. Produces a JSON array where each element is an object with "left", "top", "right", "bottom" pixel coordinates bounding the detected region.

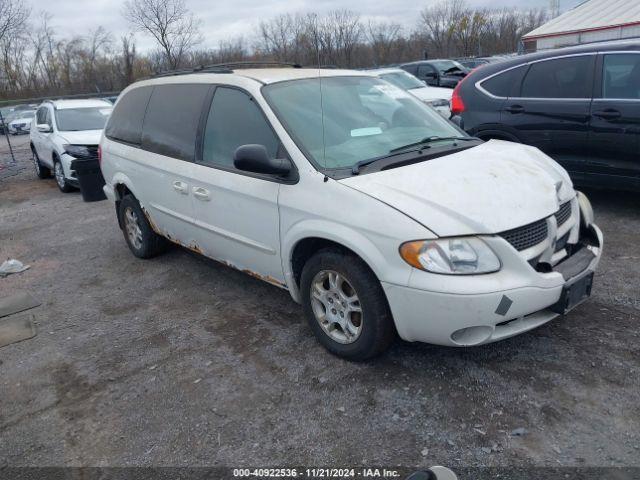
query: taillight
[
  {"left": 97, "top": 145, "right": 102, "bottom": 166},
  {"left": 451, "top": 81, "right": 465, "bottom": 115}
]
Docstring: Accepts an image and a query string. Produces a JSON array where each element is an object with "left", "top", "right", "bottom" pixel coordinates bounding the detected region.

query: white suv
[
  {"left": 368, "top": 68, "right": 453, "bottom": 118},
  {"left": 100, "top": 67, "right": 603, "bottom": 360},
  {"left": 30, "top": 99, "right": 113, "bottom": 192}
]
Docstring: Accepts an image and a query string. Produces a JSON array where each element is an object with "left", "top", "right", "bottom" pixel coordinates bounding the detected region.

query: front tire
[
  {"left": 53, "top": 159, "right": 73, "bottom": 192},
  {"left": 300, "top": 248, "right": 395, "bottom": 361},
  {"left": 118, "top": 195, "right": 168, "bottom": 259},
  {"left": 32, "top": 147, "right": 51, "bottom": 179}
]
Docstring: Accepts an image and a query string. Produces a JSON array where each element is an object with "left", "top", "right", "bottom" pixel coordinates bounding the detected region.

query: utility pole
[{"left": 550, "top": 0, "right": 561, "bottom": 18}]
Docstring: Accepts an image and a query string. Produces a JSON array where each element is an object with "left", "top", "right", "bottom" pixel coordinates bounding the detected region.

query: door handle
[
  {"left": 172, "top": 181, "right": 189, "bottom": 194},
  {"left": 505, "top": 105, "right": 525, "bottom": 114},
  {"left": 192, "top": 187, "right": 211, "bottom": 201},
  {"left": 592, "top": 109, "right": 621, "bottom": 120}
]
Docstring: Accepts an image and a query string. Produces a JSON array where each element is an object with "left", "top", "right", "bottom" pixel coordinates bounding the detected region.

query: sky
[{"left": 30, "top": 0, "right": 585, "bottom": 52}]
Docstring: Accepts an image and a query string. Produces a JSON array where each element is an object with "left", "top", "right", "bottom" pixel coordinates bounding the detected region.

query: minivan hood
[
  {"left": 339, "top": 140, "right": 575, "bottom": 237},
  {"left": 57, "top": 129, "right": 103, "bottom": 145}
]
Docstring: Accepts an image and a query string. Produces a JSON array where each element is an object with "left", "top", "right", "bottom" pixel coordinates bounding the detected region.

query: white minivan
[{"left": 100, "top": 67, "right": 603, "bottom": 360}]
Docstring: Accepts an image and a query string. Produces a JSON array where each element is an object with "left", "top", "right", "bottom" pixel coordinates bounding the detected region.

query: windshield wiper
[
  {"left": 389, "top": 136, "right": 477, "bottom": 154},
  {"left": 351, "top": 136, "right": 479, "bottom": 175}
]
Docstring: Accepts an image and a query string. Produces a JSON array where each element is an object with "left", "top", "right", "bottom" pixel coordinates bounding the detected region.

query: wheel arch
[
  {"left": 474, "top": 125, "right": 522, "bottom": 143},
  {"left": 111, "top": 174, "right": 143, "bottom": 230},
  {"left": 283, "top": 220, "right": 407, "bottom": 304}
]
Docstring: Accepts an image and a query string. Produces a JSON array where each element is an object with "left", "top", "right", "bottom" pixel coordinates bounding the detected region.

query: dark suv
[
  {"left": 452, "top": 40, "right": 640, "bottom": 191},
  {"left": 401, "top": 60, "right": 469, "bottom": 88}
]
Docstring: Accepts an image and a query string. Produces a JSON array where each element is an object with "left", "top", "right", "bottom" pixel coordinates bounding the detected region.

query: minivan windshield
[
  {"left": 431, "top": 60, "right": 467, "bottom": 74},
  {"left": 379, "top": 71, "right": 425, "bottom": 91},
  {"left": 55, "top": 107, "right": 112, "bottom": 131},
  {"left": 263, "top": 76, "right": 465, "bottom": 171}
]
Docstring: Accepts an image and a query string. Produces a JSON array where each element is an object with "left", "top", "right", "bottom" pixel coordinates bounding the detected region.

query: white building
[{"left": 523, "top": 0, "right": 640, "bottom": 52}]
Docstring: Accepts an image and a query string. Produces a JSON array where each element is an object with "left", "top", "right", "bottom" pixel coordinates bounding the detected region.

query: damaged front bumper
[{"left": 383, "top": 224, "right": 603, "bottom": 347}]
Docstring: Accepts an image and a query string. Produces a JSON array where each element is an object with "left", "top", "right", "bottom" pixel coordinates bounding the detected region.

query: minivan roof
[{"left": 134, "top": 68, "right": 372, "bottom": 88}]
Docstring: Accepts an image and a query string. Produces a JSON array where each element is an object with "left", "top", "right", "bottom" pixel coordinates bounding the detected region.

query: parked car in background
[
  {"left": 367, "top": 68, "right": 452, "bottom": 118},
  {"left": 7, "top": 109, "right": 36, "bottom": 134},
  {"left": 30, "top": 98, "right": 113, "bottom": 192},
  {"left": 456, "top": 56, "right": 511, "bottom": 70},
  {"left": 452, "top": 40, "right": 640, "bottom": 192},
  {"left": 100, "top": 66, "right": 602, "bottom": 360},
  {"left": 400, "top": 60, "right": 470, "bottom": 88}
]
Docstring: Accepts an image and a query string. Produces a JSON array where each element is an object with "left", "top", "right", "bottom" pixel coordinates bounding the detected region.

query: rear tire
[
  {"left": 53, "top": 159, "right": 73, "bottom": 192},
  {"left": 32, "top": 147, "right": 50, "bottom": 179},
  {"left": 300, "top": 248, "right": 395, "bottom": 361},
  {"left": 118, "top": 195, "right": 168, "bottom": 259}
]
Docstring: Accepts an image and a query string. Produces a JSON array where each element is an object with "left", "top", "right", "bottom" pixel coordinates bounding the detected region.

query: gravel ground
[{"left": 1, "top": 134, "right": 639, "bottom": 469}]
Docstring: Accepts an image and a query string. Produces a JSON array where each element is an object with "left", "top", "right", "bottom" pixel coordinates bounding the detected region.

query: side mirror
[
  {"left": 37, "top": 124, "right": 52, "bottom": 133},
  {"left": 233, "top": 144, "right": 291, "bottom": 176}
]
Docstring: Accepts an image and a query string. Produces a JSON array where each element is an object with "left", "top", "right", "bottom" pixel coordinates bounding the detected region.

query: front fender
[{"left": 282, "top": 219, "right": 414, "bottom": 303}]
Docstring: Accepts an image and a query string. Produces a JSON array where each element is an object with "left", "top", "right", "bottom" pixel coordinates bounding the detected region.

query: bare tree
[
  {"left": 419, "top": 0, "right": 466, "bottom": 58},
  {"left": 122, "top": 0, "right": 202, "bottom": 70},
  {"left": 0, "top": 0, "right": 29, "bottom": 45},
  {"left": 367, "top": 21, "right": 402, "bottom": 66}
]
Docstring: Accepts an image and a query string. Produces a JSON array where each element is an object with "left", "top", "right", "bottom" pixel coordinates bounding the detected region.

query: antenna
[{"left": 550, "top": 0, "right": 560, "bottom": 17}]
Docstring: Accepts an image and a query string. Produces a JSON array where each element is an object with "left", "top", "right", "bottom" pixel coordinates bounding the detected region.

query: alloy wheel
[
  {"left": 124, "top": 207, "right": 143, "bottom": 250},
  {"left": 310, "top": 270, "right": 363, "bottom": 344},
  {"left": 32, "top": 153, "right": 41, "bottom": 176},
  {"left": 54, "top": 162, "right": 65, "bottom": 189}
]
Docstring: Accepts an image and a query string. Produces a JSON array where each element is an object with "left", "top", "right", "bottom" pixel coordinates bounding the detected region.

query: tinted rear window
[
  {"left": 520, "top": 56, "right": 594, "bottom": 99},
  {"left": 105, "top": 86, "right": 153, "bottom": 145},
  {"left": 481, "top": 66, "right": 526, "bottom": 97},
  {"left": 141, "top": 84, "right": 210, "bottom": 161}
]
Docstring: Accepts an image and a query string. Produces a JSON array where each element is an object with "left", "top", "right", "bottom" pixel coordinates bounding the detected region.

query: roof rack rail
[
  {"left": 196, "top": 61, "right": 303, "bottom": 71},
  {"left": 152, "top": 66, "right": 232, "bottom": 78},
  {"left": 149, "top": 61, "right": 304, "bottom": 79}
]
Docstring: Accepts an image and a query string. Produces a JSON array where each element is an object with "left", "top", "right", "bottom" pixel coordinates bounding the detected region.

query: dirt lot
[{"left": 1, "top": 134, "right": 639, "bottom": 469}]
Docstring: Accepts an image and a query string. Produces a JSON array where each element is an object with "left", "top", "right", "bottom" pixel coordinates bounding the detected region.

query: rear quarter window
[
  {"left": 141, "top": 84, "right": 211, "bottom": 161},
  {"left": 480, "top": 66, "right": 526, "bottom": 97},
  {"left": 105, "top": 86, "right": 153, "bottom": 145}
]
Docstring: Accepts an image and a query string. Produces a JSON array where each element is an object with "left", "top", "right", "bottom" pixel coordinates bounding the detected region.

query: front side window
[
  {"left": 263, "top": 76, "right": 462, "bottom": 171},
  {"left": 36, "top": 107, "right": 47, "bottom": 125},
  {"left": 418, "top": 65, "right": 437, "bottom": 78},
  {"left": 55, "top": 107, "right": 112, "bottom": 131},
  {"left": 603, "top": 54, "right": 640, "bottom": 99},
  {"left": 380, "top": 72, "right": 425, "bottom": 91},
  {"left": 201, "top": 87, "right": 279, "bottom": 169},
  {"left": 521, "top": 56, "right": 593, "bottom": 99},
  {"left": 141, "top": 84, "right": 210, "bottom": 161}
]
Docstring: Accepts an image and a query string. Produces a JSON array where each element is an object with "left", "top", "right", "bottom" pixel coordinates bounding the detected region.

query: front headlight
[
  {"left": 63, "top": 144, "right": 91, "bottom": 158},
  {"left": 400, "top": 237, "right": 501, "bottom": 275},
  {"left": 576, "top": 191, "right": 594, "bottom": 228},
  {"left": 425, "top": 99, "right": 450, "bottom": 109}
]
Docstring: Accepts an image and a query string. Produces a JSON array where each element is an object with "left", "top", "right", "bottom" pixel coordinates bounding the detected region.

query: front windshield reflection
[{"left": 263, "top": 76, "right": 463, "bottom": 171}]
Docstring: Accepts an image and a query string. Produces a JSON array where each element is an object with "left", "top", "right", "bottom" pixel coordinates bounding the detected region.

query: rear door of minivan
[
  {"left": 503, "top": 54, "right": 595, "bottom": 175},
  {"left": 136, "top": 84, "right": 211, "bottom": 246}
]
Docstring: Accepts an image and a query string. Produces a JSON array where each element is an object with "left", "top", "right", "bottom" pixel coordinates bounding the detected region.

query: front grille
[
  {"left": 555, "top": 201, "right": 572, "bottom": 227},
  {"left": 499, "top": 218, "right": 548, "bottom": 252}
]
